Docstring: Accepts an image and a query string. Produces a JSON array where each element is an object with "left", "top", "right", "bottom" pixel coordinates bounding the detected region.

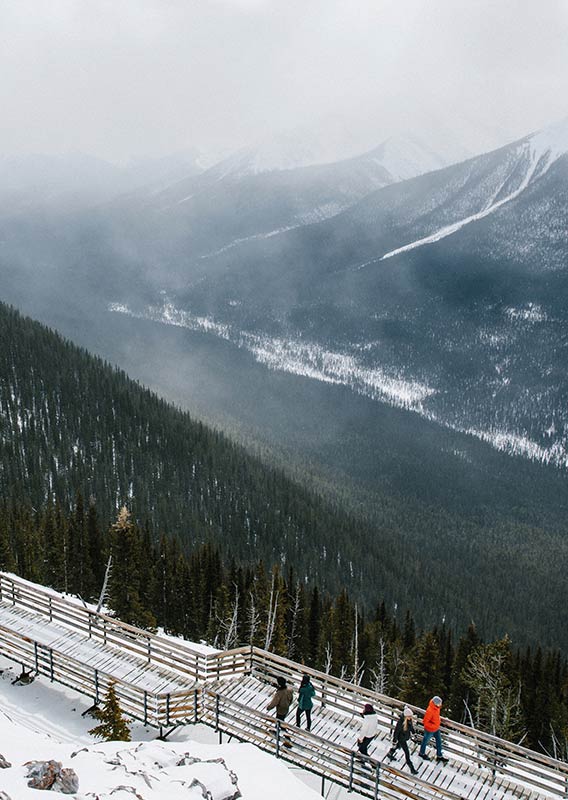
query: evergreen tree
[
  {"left": 89, "top": 683, "right": 131, "bottom": 742},
  {"left": 402, "top": 630, "right": 444, "bottom": 709},
  {"left": 448, "top": 623, "right": 480, "bottom": 723},
  {"left": 107, "top": 507, "right": 156, "bottom": 629}
]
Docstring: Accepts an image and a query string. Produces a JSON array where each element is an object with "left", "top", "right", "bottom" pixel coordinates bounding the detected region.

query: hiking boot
[
  {"left": 410, "top": 766, "right": 419, "bottom": 775},
  {"left": 387, "top": 749, "right": 396, "bottom": 761},
  {"left": 436, "top": 755, "right": 448, "bottom": 764},
  {"left": 419, "top": 753, "right": 430, "bottom": 760}
]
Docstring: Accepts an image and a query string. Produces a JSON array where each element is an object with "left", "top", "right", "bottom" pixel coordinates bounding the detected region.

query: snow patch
[
  {"left": 504, "top": 303, "right": 548, "bottom": 323},
  {"left": 108, "top": 302, "right": 433, "bottom": 410}
]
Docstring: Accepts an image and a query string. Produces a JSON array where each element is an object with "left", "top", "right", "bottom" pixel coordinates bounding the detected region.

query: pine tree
[
  {"left": 107, "top": 507, "right": 156, "bottom": 629},
  {"left": 89, "top": 683, "right": 131, "bottom": 742},
  {"left": 402, "top": 630, "right": 444, "bottom": 709}
]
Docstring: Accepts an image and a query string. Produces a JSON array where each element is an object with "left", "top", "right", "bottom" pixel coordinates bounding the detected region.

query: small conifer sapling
[{"left": 89, "top": 683, "right": 131, "bottom": 742}]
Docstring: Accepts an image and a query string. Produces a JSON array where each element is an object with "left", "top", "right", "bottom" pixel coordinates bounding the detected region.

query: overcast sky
[{"left": 2, "top": 0, "right": 568, "bottom": 162}]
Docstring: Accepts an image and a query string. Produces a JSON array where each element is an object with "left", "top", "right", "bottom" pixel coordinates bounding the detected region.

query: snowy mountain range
[
  {"left": 1, "top": 116, "right": 567, "bottom": 538},
  {"left": 130, "top": 116, "right": 568, "bottom": 467}
]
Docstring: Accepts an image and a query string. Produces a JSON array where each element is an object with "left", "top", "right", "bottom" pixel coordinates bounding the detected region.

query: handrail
[
  {"left": 0, "top": 573, "right": 210, "bottom": 680},
  {"left": 244, "top": 647, "right": 567, "bottom": 796},
  {"left": 201, "top": 688, "right": 463, "bottom": 800}
]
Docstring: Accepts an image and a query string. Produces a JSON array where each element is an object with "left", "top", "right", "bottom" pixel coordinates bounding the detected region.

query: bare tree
[
  {"left": 287, "top": 581, "right": 302, "bottom": 659},
  {"left": 370, "top": 636, "right": 388, "bottom": 695},
  {"left": 264, "top": 571, "right": 280, "bottom": 651},
  {"left": 216, "top": 583, "right": 240, "bottom": 651},
  {"left": 461, "top": 637, "right": 525, "bottom": 741},
  {"left": 351, "top": 604, "right": 365, "bottom": 685},
  {"left": 246, "top": 590, "right": 260, "bottom": 646}
]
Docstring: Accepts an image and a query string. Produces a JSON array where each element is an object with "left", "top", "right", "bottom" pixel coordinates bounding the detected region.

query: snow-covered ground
[{"left": 0, "top": 656, "right": 327, "bottom": 800}]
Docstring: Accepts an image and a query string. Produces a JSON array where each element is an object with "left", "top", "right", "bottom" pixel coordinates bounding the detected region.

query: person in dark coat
[
  {"left": 267, "top": 675, "right": 293, "bottom": 721},
  {"left": 387, "top": 706, "right": 418, "bottom": 774},
  {"left": 296, "top": 674, "right": 316, "bottom": 731}
]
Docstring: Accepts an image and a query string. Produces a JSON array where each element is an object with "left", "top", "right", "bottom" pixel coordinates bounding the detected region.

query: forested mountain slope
[{"left": 1, "top": 303, "right": 568, "bottom": 653}]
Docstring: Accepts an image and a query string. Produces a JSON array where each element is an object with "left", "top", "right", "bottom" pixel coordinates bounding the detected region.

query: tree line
[{"left": 0, "top": 496, "right": 566, "bottom": 761}]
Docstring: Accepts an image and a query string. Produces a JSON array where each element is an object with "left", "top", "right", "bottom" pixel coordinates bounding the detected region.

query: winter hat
[
  {"left": 276, "top": 676, "right": 287, "bottom": 689},
  {"left": 403, "top": 706, "right": 413, "bottom": 717},
  {"left": 432, "top": 696, "right": 443, "bottom": 706},
  {"left": 363, "top": 703, "right": 375, "bottom": 714}
]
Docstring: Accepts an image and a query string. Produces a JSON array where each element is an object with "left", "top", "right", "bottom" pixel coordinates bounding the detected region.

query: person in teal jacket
[{"left": 296, "top": 674, "right": 316, "bottom": 731}]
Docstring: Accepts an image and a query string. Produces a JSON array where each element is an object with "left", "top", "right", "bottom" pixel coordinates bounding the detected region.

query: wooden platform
[
  {"left": 0, "top": 572, "right": 566, "bottom": 800},
  {"left": 203, "top": 673, "right": 555, "bottom": 800}
]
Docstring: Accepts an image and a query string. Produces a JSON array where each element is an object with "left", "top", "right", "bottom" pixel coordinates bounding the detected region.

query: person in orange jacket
[{"left": 418, "top": 696, "right": 448, "bottom": 763}]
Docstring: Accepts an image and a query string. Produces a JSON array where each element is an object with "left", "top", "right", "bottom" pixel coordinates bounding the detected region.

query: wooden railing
[
  {"left": 0, "top": 573, "right": 211, "bottom": 681},
  {"left": 0, "top": 618, "right": 198, "bottom": 728},
  {"left": 246, "top": 648, "right": 568, "bottom": 799},
  {"left": 0, "top": 572, "right": 566, "bottom": 799},
  {"left": 200, "top": 687, "right": 463, "bottom": 800}
]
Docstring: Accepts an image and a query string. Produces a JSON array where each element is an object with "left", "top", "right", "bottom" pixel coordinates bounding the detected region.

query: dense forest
[
  {"left": 1, "top": 301, "right": 567, "bottom": 654},
  {"left": 0, "top": 497, "right": 566, "bottom": 761}
]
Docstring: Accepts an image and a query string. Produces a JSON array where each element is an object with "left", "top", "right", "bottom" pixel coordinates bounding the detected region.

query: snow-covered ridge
[
  {"left": 369, "top": 135, "right": 449, "bottom": 182},
  {"left": 529, "top": 115, "right": 568, "bottom": 164},
  {"left": 376, "top": 116, "right": 568, "bottom": 262},
  {"left": 381, "top": 143, "right": 548, "bottom": 261}
]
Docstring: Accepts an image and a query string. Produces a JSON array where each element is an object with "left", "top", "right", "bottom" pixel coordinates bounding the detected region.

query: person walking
[
  {"left": 419, "top": 696, "right": 448, "bottom": 763},
  {"left": 296, "top": 674, "right": 316, "bottom": 731},
  {"left": 267, "top": 676, "right": 293, "bottom": 721},
  {"left": 267, "top": 676, "right": 294, "bottom": 747},
  {"left": 357, "top": 703, "right": 379, "bottom": 756},
  {"left": 387, "top": 706, "right": 418, "bottom": 774}
]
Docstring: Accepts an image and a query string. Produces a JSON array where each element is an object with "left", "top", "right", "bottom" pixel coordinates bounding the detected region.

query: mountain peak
[
  {"left": 528, "top": 115, "right": 568, "bottom": 165},
  {"left": 365, "top": 134, "right": 451, "bottom": 182}
]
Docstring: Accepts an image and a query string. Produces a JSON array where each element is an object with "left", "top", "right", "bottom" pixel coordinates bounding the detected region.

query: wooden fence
[
  {"left": 246, "top": 648, "right": 568, "bottom": 799},
  {"left": 200, "top": 687, "right": 461, "bottom": 800}
]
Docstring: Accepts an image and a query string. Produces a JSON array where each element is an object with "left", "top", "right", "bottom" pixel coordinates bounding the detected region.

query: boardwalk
[{"left": 0, "top": 572, "right": 565, "bottom": 800}]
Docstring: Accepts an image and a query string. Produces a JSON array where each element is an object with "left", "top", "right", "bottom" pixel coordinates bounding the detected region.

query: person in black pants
[
  {"left": 296, "top": 674, "right": 316, "bottom": 731},
  {"left": 387, "top": 706, "right": 418, "bottom": 775}
]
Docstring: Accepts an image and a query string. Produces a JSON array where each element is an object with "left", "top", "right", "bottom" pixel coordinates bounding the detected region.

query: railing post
[
  {"left": 275, "top": 720, "right": 281, "bottom": 758},
  {"left": 194, "top": 689, "right": 199, "bottom": 724},
  {"left": 143, "top": 691, "right": 148, "bottom": 726},
  {"left": 49, "top": 649, "right": 54, "bottom": 682},
  {"left": 11, "top": 581, "right": 15, "bottom": 606},
  {"left": 166, "top": 694, "right": 171, "bottom": 726},
  {"left": 94, "top": 669, "right": 99, "bottom": 704},
  {"left": 49, "top": 597, "right": 53, "bottom": 623},
  {"left": 147, "top": 638, "right": 151, "bottom": 664},
  {"left": 215, "top": 694, "right": 220, "bottom": 732},
  {"left": 348, "top": 751, "right": 355, "bottom": 792},
  {"left": 103, "top": 619, "right": 107, "bottom": 644},
  {"left": 34, "top": 641, "right": 39, "bottom": 673},
  {"left": 249, "top": 645, "right": 254, "bottom": 675},
  {"left": 374, "top": 762, "right": 380, "bottom": 800}
]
